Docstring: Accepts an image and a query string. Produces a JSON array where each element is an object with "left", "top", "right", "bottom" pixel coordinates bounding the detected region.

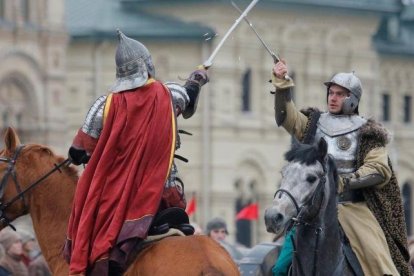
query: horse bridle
[
  {"left": 0, "top": 145, "right": 71, "bottom": 230},
  {"left": 273, "top": 164, "right": 328, "bottom": 276},
  {"left": 273, "top": 189, "right": 301, "bottom": 216}
]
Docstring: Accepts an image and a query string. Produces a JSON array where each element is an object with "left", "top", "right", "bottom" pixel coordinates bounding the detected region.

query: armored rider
[
  {"left": 64, "top": 30, "right": 209, "bottom": 276},
  {"left": 271, "top": 59, "right": 410, "bottom": 275}
]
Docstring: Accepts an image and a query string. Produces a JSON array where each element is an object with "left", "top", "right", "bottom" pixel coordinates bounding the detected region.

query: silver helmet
[
  {"left": 324, "top": 72, "right": 362, "bottom": 115},
  {"left": 110, "top": 29, "right": 155, "bottom": 93}
]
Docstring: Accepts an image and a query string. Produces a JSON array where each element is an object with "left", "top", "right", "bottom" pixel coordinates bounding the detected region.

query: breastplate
[{"left": 314, "top": 113, "right": 366, "bottom": 174}]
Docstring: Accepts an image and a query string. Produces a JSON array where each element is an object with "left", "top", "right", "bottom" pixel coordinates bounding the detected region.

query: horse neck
[
  {"left": 28, "top": 167, "right": 76, "bottom": 275},
  {"left": 294, "top": 175, "right": 342, "bottom": 275}
]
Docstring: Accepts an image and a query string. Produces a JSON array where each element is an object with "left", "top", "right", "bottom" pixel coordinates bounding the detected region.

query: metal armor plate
[
  {"left": 314, "top": 113, "right": 366, "bottom": 174},
  {"left": 81, "top": 95, "right": 107, "bottom": 139},
  {"left": 318, "top": 113, "right": 366, "bottom": 137}
]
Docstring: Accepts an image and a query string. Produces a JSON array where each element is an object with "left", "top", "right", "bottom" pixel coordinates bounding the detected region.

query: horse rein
[
  {"left": 274, "top": 171, "right": 327, "bottom": 276},
  {"left": 0, "top": 145, "right": 72, "bottom": 229}
]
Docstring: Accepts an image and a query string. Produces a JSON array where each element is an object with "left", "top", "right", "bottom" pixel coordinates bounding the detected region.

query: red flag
[
  {"left": 236, "top": 203, "right": 259, "bottom": 220},
  {"left": 186, "top": 195, "right": 196, "bottom": 216}
]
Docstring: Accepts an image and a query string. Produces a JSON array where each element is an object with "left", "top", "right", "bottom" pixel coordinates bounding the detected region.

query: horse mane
[
  {"left": 284, "top": 143, "right": 323, "bottom": 165},
  {"left": 23, "top": 144, "right": 79, "bottom": 180},
  {"left": 285, "top": 141, "right": 338, "bottom": 184}
]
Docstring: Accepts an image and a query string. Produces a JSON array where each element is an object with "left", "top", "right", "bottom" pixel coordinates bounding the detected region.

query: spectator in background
[
  {"left": 20, "top": 232, "right": 51, "bottom": 276},
  {"left": 206, "top": 217, "right": 244, "bottom": 261},
  {"left": 0, "top": 229, "right": 28, "bottom": 276},
  {"left": 206, "top": 218, "right": 228, "bottom": 242}
]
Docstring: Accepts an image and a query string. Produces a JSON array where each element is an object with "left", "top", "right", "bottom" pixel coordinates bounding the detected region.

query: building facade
[
  {"left": 0, "top": 0, "right": 68, "bottom": 149},
  {"left": 1, "top": 0, "right": 414, "bottom": 246}
]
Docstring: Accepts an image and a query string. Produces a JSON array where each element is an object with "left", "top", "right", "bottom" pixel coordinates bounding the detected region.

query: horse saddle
[{"left": 148, "top": 207, "right": 194, "bottom": 236}]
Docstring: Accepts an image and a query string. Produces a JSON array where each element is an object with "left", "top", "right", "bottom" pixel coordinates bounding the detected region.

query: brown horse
[{"left": 0, "top": 127, "right": 240, "bottom": 276}]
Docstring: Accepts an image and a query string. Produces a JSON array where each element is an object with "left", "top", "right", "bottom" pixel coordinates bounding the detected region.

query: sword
[
  {"left": 231, "top": 1, "right": 291, "bottom": 80},
  {"left": 203, "top": 0, "right": 260, "bottom": 69}
]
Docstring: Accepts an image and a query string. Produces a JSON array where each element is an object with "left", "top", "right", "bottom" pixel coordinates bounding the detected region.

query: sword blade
[
  {"left": 203, "top": 0, "right": 260, "bottom": 68},
  {"left": 231, "top": 1, "right": 279, "bottom": 63},
  {"left": 232, "top": 1, "right": 290, "bottom": 80}
]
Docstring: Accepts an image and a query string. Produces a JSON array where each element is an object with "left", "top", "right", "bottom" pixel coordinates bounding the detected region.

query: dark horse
[{"left": 264, "top": 138, "right": 362, "bottom": 276}]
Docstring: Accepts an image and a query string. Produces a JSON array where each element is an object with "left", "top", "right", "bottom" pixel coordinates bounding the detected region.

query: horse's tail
[{"left": 200, "top": 267, "right": 226, "bottom": 276}]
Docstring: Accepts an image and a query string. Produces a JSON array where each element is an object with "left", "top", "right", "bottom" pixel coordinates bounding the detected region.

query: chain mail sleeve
[
  {"left": 81, "top": 95, "right": 108, "bottom": 139},
  {"left": 164, "top": 82, "right": 189, "bottom": 115}
]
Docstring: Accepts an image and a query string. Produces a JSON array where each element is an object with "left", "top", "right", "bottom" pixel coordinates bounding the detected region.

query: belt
[{"left": 338, "top": 189, "right": 364, "bottom": 203}]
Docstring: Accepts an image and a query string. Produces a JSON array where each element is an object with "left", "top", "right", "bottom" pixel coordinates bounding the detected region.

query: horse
[
  {"left": 0, "top": 127, "right": 240, "bottom": 276},
  {"left": 264, "top": 138, "right": 361, "bottom": 276}
]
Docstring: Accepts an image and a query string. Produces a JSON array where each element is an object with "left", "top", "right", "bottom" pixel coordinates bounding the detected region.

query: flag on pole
[
  {"left": 236, "top": 203, "right": 259, "bottom": 220},
  {"left": 186, "top": 194, "right": 196, "bottom": 216}
]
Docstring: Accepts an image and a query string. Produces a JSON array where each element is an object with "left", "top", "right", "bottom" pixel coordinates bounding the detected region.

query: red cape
[{"left": 65, "top": 81, "right": 175, "bottom": 274}]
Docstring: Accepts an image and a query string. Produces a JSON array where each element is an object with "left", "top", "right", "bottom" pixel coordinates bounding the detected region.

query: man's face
[
  {"left": 209, "top": 228, "right": 227, "bottom": 242},
  {"left": 8, "top": 240, "right": 23, "bottom": 256},
  {"left": 327, "top": 84, "right": 350, "bottom": 114}
]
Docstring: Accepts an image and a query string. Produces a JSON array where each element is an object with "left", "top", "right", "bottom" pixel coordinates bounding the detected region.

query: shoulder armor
[
  {"left": 165, "top": 82, "right": 189, "bottom": 113},
  {"left": 318, "top": 113, "right": 366, "bottom": 137},
  {"left": 81, "top": 95, "right": 107, "bottom": 139}
]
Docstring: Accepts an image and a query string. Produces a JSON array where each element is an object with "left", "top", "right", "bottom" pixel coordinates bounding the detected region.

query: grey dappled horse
[{"left": 264, "top": 138, "right": 362, "bottom": 276}]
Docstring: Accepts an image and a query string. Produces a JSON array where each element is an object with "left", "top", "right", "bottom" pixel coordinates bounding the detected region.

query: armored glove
[
  {"left": 68, "top": 146, "right": 90, "bottom": 166},
  {"left": 186, "top": 68, "right": 209, "bottom": 88},
  {"left": 182, "top": 69, "right": 209, "bottom": 119},
  {"left": 342, "top": 173, "right": 384, "bottom": 191}
]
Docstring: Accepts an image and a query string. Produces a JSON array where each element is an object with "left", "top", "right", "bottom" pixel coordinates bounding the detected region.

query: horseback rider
[
  {"left": 271, "top": 59, "right": 411, "bottom": 275},
  {"left": 64, "top": 30, "right": 209, "bottom": 276}
]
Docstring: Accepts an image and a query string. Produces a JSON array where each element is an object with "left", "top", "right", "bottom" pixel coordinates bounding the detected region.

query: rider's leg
[
  {"left": 272, "top": 227, "right": 296, "bottom": 276},
  {"left": 338, "top": 202, "right": 399, "bottom": 276}
]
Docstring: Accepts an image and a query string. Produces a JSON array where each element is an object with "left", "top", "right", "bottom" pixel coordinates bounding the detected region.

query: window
[
  {"left": 241, "top": 68, "right": 251, "bottom": 112},
  {"left": 404, "top": 95, "right": 412, "bottom": 123},
  {"left": 382, "top": 93, "right": 390, "bottom": 122},
  {"left": 22, "top": 0, "right": 29, "bottom": 22},
  {"left": 0, "top": 0, "right": 4, "bottom": 19}
]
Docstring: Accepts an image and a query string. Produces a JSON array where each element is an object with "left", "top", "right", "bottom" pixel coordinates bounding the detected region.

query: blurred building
[
  {"left": 0, "top": 0, "right": 68, "bottom": 148},
  {"left": 1, "top": 0, "right": 414, "bottom": 246}
]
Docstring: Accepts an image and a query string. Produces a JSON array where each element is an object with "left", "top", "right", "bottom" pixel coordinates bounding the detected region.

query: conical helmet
[{"left": 110, "top": 29, "right": 155, "bottom": 92}]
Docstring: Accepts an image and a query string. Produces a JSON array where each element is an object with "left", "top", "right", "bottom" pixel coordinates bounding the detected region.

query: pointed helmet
[{"left": 110, "top": 29, "right": 155, "bottom": 92}]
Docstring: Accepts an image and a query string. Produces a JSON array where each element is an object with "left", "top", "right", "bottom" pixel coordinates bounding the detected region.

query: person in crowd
[
  {"left": 19, "top": 232, "right": 51, "bottom": 276},
  {"left": 206, "top": 217, "right": 244, "bottom": 261},
  {"left": 0, "top": 230, "right": 28, "bottom": 276}
]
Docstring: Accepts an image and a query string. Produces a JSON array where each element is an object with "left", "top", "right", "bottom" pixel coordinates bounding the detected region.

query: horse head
[
  {"left": 0, "top": 127, "right": 77, "bottom": 230},
  {"left": 264, "top": 138, "right": 337, "bottom": 236}
]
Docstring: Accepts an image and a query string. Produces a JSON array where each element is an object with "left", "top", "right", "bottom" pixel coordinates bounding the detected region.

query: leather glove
[
  {"left": 68, "top": 146, "right": 90, "bottom": 166},
  {"left": 342, "top": 173, "right": 357, "bottom": 192},
  {"left": 186, "top": 69, "right": 209, "bottom": 87}
]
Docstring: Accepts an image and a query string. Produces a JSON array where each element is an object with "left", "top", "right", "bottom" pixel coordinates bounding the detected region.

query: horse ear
[
  {"left": 4, "top": 127, "right": 21, "bottom": 153},
  {"left": 317, "top": 137, "right": 328, "bottom": 158}
]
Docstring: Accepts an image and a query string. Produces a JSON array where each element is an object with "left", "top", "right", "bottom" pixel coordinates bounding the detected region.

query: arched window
[
  {"left": 234, "top": 160, "right": 263, "bottom": 247},
  {"left": 241, "top": 68, "right": 251, "bottom": 112},
  {"left": 0, "top": 77, "right": 30, "bottom": 142},
  {"left": 402, "top": 183, "right": 412, "bottom": 235}
]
